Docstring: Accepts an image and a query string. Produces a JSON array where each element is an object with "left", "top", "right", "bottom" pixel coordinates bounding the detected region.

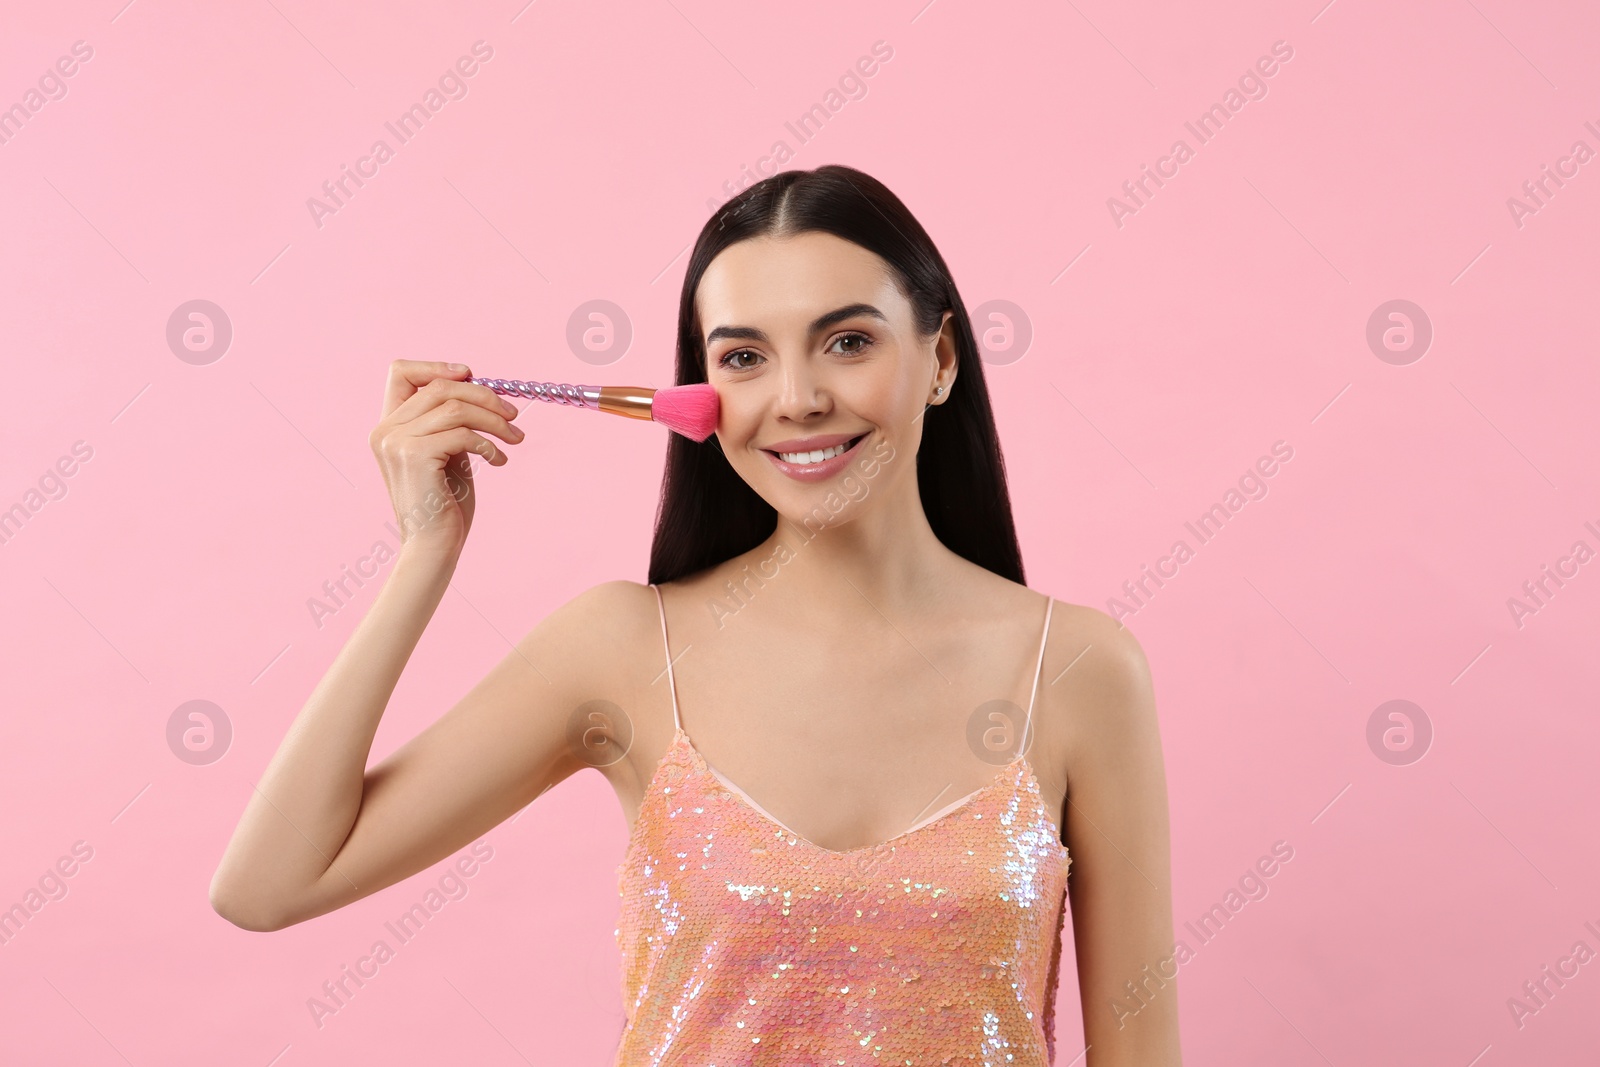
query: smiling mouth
[{"left": 765, "top": 434, "right": 868, "bottom": 465}]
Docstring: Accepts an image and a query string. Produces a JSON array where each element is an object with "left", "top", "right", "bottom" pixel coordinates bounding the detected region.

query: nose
[{"left": 771, "top": 353, "right": 830, "bottom": 422}]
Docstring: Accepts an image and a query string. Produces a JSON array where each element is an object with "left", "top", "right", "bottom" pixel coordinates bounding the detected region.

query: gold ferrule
[{"left": 596, "top": 385, "right": 658, "bottom": 421}]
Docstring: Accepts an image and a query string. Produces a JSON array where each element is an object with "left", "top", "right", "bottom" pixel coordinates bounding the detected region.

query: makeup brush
[{"left": 466, "top": 377, "right": 719, "bottom": 442}]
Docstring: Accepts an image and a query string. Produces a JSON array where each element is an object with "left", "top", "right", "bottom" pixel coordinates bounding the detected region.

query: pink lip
[
  {"left": 763, "top": 433, "right": 868, "bottom": 483},
  {"left": 761, "top": 432, "right": 863, "bottom": 453}
]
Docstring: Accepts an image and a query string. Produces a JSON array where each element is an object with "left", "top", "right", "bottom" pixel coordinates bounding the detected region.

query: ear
[{"left": 932, "top": 309, "right": 958, "bottom": 399}]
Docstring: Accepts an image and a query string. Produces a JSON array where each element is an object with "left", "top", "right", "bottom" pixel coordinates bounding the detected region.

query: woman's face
[{"left": 696, "top": 231, "right": 956, "bottom": 525}]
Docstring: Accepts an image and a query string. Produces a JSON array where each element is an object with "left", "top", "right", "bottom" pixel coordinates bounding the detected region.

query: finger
[
  {"left": 428, "top": 427, "right": 508, "bottom": 466},
  {"left": 402, "top": 396, "right": 524, "bottom": 445},
  {"left": 380, "top": 360, "right": 473, "bottom": 421},
  {"left": 385, "top": 377, "right": 520, "bottom": 428},
  {"left": 442, "top": 452, "right": 478, "bottom": 495}
]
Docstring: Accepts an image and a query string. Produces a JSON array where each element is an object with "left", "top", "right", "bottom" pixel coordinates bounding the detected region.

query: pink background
[{"left": 3, "top": 0, "right": 1598, "bottom": 1063}]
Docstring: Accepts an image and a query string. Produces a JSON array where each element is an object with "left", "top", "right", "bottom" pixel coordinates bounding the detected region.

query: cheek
[
  {"left": 858, "top": 378, "right": 922, "bottom": 429},
  {"left": 840, "top": 365, "right": 912, "bottom": 418},
  {"left": 715, "top": 398, "right": 765, "bottom": 454}
]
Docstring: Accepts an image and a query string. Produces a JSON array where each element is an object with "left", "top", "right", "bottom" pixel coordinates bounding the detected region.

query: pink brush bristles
[{"left": 650, "top": 383, "right": 719, "bottom": 442}]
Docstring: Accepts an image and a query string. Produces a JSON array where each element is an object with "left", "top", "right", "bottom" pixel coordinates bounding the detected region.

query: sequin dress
[{"left": 612, "top": 586, "right": 1072, "bottom": 1066}]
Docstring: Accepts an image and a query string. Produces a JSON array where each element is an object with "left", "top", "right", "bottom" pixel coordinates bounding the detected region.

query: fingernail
[{"left": 449, "top": 363, "right": 470, "bottom": 373}]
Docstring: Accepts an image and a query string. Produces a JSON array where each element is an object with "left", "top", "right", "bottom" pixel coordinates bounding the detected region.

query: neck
[{"left": 744, "top": 474, "right": 959, "bottom": 620}]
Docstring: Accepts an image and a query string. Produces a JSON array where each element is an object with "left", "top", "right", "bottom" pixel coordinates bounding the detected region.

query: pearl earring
[{"left": 934, "top": 386, "right": 944, "bottom": 396}]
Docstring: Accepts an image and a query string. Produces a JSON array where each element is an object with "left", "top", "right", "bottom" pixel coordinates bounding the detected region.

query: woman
[{"left": 211, "top": 165, "right": 1182, "bottom": 1065}]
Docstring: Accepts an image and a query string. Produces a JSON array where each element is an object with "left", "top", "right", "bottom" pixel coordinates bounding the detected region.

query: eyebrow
[{"left": 705, "top": 303, "right": 888, "bottom": 347}]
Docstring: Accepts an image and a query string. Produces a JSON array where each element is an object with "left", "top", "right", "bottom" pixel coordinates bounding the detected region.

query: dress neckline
[{"left": 618, "top": 722, "right": 1071, "bottom": 867}]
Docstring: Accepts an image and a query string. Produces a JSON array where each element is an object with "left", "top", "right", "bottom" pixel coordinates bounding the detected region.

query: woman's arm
[
  {"left": 1058, "top": 610, "right": 1183, "bottom": 1065},
  {"left": 209, "top": 568, "right": 637, "bottom": 931},
  {"left": 208, "top": 359, "right": 609, "bottom": 931}
]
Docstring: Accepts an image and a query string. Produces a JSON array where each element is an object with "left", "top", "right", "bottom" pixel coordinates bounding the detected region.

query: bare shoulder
[
  {"left": 1041, "top": 599, "right": 1152, "bottom": 694},
  {"left": 527, "top": 578, "right": 675, "bottom": 782},
  {"left": 1033, "top": 599, "right": 1159, "bottom": 793},
  {"left": 523, "top": 577, "right": 672, "bottom": 672},
  {"left": 510, "top": 578, "right": 664, "bottom": 739},
  {"left": 545, "top": 578, "right": 661, "bottom": 650}
]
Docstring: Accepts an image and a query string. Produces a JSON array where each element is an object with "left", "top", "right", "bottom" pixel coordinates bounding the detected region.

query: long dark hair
[{"left": 646, "top": 165, "right": 1025, "bottom": 587}]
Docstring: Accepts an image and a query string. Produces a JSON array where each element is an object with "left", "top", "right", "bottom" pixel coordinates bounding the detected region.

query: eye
[
  {"left": 831, "top": 331, "right": 875, "bottom": 356},
  {"left": 716, "top": 348, "right": 764, "bottom": 370}
]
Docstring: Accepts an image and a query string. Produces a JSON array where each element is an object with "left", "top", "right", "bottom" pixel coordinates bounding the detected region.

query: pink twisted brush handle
[{"left": 467, "top": 377, "right": 602, "bottom": 410}]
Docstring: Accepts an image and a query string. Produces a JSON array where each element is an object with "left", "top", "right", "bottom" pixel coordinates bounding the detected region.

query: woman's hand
[{"left": 368, "top": 360, "right": 523, "bottom": 559}]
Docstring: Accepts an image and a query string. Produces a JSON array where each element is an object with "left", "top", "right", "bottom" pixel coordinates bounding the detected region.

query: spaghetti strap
[
  {"left": 650, "top": 583, "right": 682, "bottom": 732},
  {"left": 1018, "top": 595, "right": 1054, "bottom": 760}
]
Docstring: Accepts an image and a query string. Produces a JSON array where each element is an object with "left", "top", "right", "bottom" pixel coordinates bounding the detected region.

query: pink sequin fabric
[{"left": 613, "top": 586, "right": 1071, "bottom": 1066}]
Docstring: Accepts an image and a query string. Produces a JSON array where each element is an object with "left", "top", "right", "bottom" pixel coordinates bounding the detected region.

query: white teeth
[{"left": 777, "top": 440, "right": 852, "bottom": 464}]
